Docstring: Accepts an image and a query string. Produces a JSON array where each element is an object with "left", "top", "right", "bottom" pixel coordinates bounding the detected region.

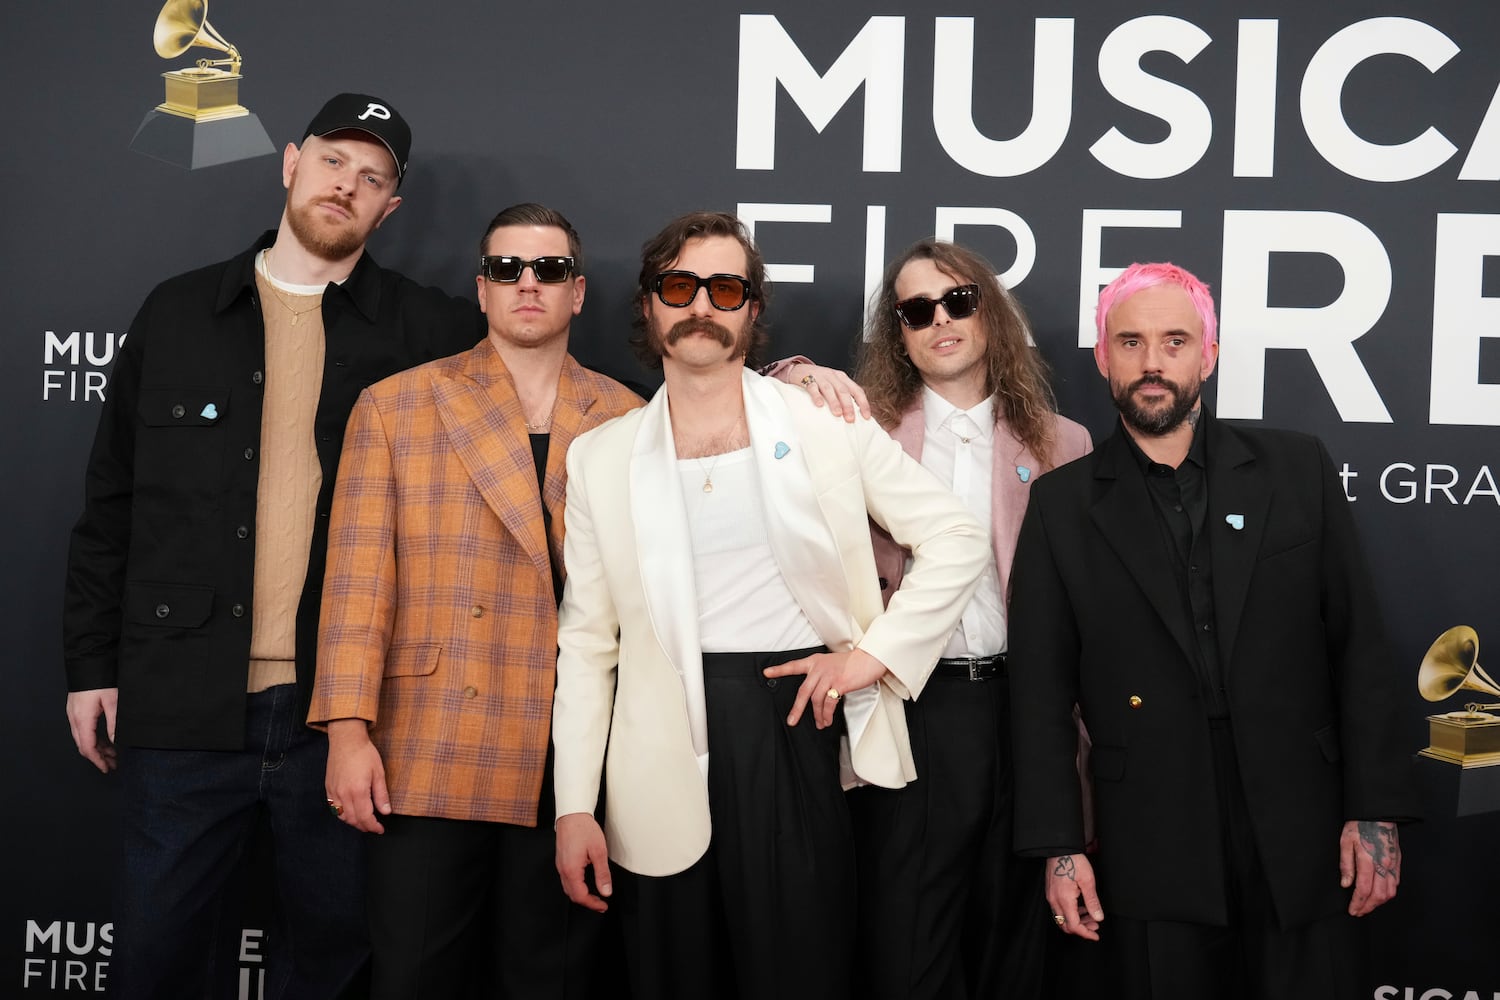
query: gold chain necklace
[
  {"left": 696, "top": 455, "right": 721, "bottom": 493},
  {"left": 523, "top": 395, "right": 556, "bottom": 433},
  {"left": 259, "top": 250, "right": 323, "bottom": 326}
]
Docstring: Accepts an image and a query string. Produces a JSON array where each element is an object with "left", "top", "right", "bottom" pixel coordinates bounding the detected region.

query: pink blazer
[{"left": 873, "top": 403, "right": 1093, "bottom": 609}]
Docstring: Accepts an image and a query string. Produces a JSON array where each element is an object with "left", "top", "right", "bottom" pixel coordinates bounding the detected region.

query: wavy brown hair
[
  {"left": 856, "top": 239, "right": 1061, "bottom": 469},
  {"left": 629, "top": 211, "right": 771, "bottom": 371}
]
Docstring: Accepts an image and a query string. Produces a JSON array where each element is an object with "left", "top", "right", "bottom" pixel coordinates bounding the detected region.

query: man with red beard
[
  {"left": 551, "top": 211, "right": 987, "bottom": 999},
  {"left": 1008, "top": 262, "right": 1417, "bottom": 1000},
  {"left": 62, "top": 93, "right": 481, "bottom": 998}
]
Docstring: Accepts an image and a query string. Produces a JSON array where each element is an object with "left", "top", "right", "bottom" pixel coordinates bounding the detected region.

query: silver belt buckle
[{"left": 965, "top": 656, "right": 985, "bottom": 681}]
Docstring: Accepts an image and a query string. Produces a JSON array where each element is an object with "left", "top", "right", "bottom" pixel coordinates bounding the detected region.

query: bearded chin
[
  {"left": 1113, "top": 377, "right": 1202, "bottom": 436},
  {"left": 285, "top": 196, "right": 367, "bottom": 262}
]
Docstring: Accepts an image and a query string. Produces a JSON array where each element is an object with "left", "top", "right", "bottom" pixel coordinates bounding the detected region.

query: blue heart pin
[
  {"left": 1016, "top": 465, "right": 1032, "bottom": 483},
  {"left": 1225, "top": 513, "right": 1244, "bottom": 530},
  {"left": 200, "top": 403, "right": 219, "bottom": 420},
  {"left": 774, "top": 442, "right": 790, "bottom": 459}
]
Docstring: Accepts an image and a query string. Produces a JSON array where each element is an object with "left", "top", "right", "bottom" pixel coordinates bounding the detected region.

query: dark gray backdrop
[{"left": 4, "top": 2, "right": 1497, "bottom": 996}]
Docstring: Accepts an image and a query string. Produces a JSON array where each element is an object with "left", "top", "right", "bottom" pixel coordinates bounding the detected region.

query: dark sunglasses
[
  {"left": 479, "top": 255, "right": 576, "bottom": 283},
  {"left": 894, "top": 284, "right": 981, "bottom": 330},
  {"left": 652, "top": 270, "right": 753, "bottom": 311}
]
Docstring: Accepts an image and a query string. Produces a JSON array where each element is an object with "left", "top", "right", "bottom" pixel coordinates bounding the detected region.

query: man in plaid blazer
[{"left": 309, "top": 203, "right": 641, "bottom": 998}]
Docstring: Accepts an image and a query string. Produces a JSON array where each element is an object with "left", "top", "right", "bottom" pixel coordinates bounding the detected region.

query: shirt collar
[
  {"left": 217, "top": 229, "right": 382, "bottom": 322},
  {"left": 922, "top": 385, "right": 994, "bottom": 443},
  {"left": 1121, "top": 408, "right": 1208, "bottom": 474}
]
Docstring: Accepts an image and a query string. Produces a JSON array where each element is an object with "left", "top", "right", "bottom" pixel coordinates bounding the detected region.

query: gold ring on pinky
[
  {"left": 327, "top": 800, "right": 343, "bottom": 818},
  {"left": 825, "top": 688, "right": 841, "bottom": 701},
  {"left": 1053, "top": 914, "right": 1064, "bottom": 925},
  {"left": 800, "top": 374, "right": 817, "bottom": 387}
]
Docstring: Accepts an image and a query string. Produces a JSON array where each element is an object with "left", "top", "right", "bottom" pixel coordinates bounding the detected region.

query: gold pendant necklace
[
  {"left": 259, "top": 250, "right": 323, "bottom": 326},
  {"left": 697, "top": 455, "right": 720, "bottom": 493}
]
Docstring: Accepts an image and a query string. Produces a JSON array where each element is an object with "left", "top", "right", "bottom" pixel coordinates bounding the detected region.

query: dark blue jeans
[{"left": 113, "top": 683, "right": 368, "bottom": 999}]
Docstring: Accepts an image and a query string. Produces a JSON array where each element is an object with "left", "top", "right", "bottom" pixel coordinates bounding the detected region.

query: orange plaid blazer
[{"left": 309, "top": 342, "right": 641, "bottom": 825}]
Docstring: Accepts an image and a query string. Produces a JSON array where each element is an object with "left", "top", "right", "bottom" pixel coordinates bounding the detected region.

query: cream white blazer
[{"left": 552, "top": 370, "right": 987, "bottom": 877}]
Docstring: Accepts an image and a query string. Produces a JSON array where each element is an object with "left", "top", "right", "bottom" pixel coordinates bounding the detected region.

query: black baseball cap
[{"left": 304, "top": 93, "right": 411, "bottom": 183}]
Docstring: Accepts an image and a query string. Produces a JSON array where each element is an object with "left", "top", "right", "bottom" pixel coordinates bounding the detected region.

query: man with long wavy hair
[{"left": 846, "top": 239, "right": 1092, "bottom": 999}]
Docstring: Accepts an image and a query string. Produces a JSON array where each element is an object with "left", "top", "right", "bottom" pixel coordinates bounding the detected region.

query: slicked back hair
[{"left": 478, "top": 202, "right": 584, "bottom": 273}]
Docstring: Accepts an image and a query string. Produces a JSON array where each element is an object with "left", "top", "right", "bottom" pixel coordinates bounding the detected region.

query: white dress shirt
[{"left": 916, "top": 386, "right": 1006, "bottom": 657}]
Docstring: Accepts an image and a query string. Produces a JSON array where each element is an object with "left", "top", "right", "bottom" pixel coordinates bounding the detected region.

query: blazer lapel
[
  {"left": 991, "top": 419, "right": 1036, "bottom": 602},
  {"left": 542, "top": 357, "right": 598, "bottom": 567},
  {"left": 1089, "top": 429, "right": 1199, "bottom": 667},
  {"left": 628, "top": 387, "right": 709, "bottom": 766},
  {"left": 745, "top": 373, "right": 894, "bottom": 776},
  {"left": 431, "top": 344, "right": 550, "bottom": 580},
  {"left": 742, "top": 370, "right": 854, "bottom": 650},
  {"left": 1204, "top": 414, "right": 1270, "bottom": 672}
]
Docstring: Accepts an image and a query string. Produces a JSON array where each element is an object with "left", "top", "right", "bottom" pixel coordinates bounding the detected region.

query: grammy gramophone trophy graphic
[
  {"left": 1416, "top": 626, "right": 1500, "bottom": 815},
  {"left": 128, "top": 0, "right": 274, "bottom": 169},
  {"left": 1418, "top": 625, "right": 1500, "bottom": 767}
]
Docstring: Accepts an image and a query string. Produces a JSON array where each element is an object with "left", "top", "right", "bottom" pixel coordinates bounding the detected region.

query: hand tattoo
[
  {"left": 1357, "top": 821, "right": 1401, "bottom": 879},
  {"left": 1053, "top": 856, "right": 1077, "bottom": 881}
]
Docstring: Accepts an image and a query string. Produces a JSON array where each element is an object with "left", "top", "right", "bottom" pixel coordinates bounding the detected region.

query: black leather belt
[{"left": 933, "top": 654, "right": 1005, "bottom": 681}]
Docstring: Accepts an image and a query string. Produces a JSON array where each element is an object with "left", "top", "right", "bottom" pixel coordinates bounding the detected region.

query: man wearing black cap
[{"left": 62, "top": 92, "right": 482, "bottom": 999}]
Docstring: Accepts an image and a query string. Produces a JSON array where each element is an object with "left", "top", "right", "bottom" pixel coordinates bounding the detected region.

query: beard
[
  {"left": 1111, "top": 372, "right": 1202, "bottom": 436},
  {"left": 285, "top": 191, "right": 369, "bottom": 262}
]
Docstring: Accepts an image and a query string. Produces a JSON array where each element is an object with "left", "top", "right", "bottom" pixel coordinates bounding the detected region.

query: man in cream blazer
[{"left": 552, "top": 212, "right": 987, "bottom": 1000}]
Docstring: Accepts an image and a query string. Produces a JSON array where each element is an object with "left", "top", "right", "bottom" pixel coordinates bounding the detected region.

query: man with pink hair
[{"left": 1008, "top": 262, "right": 1417, "bottom": 999}]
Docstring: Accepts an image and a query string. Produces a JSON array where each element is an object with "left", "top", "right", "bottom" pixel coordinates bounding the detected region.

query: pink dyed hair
[{"left": 1094, "top": 262, "right": 1218, "bottom": 363}]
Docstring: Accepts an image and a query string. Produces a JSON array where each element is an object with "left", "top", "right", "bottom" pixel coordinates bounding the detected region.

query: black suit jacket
[{"left": 1009, "top": 410, "right": 1417, "bottom": 927}]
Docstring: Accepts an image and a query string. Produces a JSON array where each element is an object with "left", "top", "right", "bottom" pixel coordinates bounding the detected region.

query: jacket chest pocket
[{"left": 137, "top": 385, "right": 231, "bottom": 484}]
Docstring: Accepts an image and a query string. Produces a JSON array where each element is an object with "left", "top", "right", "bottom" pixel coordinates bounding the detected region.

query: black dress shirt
[{"left": 1124, "top": 417, "right": 1229, "bottom": 718}]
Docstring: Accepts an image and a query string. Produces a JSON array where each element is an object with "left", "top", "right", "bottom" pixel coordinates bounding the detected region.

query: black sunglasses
[
  {"left": 894, "top": 284, "right": 981, "bottom": 330},
  {"left": 652, "top": 271, "right": 753, "bottom": 311},
  {"left": 479, "top": 255, "right": 576, "bottom": 283}
]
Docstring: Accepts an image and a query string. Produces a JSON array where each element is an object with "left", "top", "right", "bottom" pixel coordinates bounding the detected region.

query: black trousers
[
  {"left": 1054, "top": 718, "right": 1368, "bottom": 1000},
  {"left": 848, "top": 668, "right": 1047, "bottom": 1000},
  {"left": 364, "top": 778, "right": 608, "bottom": 1000},
  {"left": 611, "top": 646, "right": 854, "bottom": 1000}
]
